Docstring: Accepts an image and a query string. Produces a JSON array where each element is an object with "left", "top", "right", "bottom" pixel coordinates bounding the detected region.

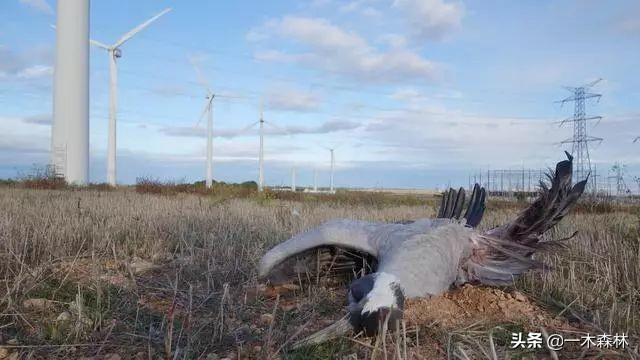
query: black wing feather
[{"left": 437, "top": 184, "right": 486, "bottom": 228}]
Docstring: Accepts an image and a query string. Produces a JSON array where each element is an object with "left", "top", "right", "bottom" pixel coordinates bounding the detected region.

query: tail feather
[
  {"left": 460, "top": 152, "right": 586, "bottom": 286},
  {"left": 503, "top": 151, "right": 587, "bottom": 244}
]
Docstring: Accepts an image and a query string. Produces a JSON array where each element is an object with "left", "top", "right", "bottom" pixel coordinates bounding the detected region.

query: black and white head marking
[{"left": 347, "top": 272, "right": 405, "bottom": 336}]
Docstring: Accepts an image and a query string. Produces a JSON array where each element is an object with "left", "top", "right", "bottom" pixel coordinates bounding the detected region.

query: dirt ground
[
  {"left": 405, "top": 285, "right": 567, "bottom": 331},
  {"left": 0, "top": 254, "right": 629, "bottom": 359}
]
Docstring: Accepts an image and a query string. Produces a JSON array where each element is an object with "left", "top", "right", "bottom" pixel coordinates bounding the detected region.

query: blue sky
[{"left": 1, "top": 0, "right": 639, "bottom": 189}]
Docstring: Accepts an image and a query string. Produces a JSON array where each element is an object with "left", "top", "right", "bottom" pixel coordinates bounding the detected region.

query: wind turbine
[
  {"left": 321, "top": 146, "right": 338, "bottom": 193},
  {"left": 329, "top": 148, "right": 335, "bottom": 193},
  {"left": 90, "top": 8, "right": 171, "bottom": 186},
  {"left": 241, "top": 101, "right": 290, "bottom": 192},
  {"left": 259, "top": 102, "right": 265, "bottom": 191},
  {"left": 190, "top": 57, "right": 215, "bottom": 188},
  {"left": 291, "top": 166, "right": 296, "bottom": 192},
  {"left": 313, "top": 168, "right": 318, "bottom": 192}
]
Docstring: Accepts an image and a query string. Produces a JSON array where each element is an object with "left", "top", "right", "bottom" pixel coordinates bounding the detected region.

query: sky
[{"left": 1, "top": 0, "right": 639, "bottom": 190}]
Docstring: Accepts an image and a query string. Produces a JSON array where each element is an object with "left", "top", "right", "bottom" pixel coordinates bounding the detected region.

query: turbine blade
[
  {"left": 90, "top": 39, "right": 110, "bottom": 50},
  {"left": 237, "top": 121, "right": 260, "bottom": 135},
  {"left": 188, "top": 56, "right": 212, "bottom": 93},
  {"left": 195, "top": 97, "right": 213, "bottom": 128},
  {"left": 264, "top": 120, "right": 291, "bottom": 136},
  {"left": 318, "top": 143, "right": 341, "bottom": 151},
  {"left": 113, "top": 8, "right": 171, "bottom": 48}
]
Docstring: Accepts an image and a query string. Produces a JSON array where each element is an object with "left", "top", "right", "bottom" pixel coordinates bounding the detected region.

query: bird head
[{"left": 347, "top": 272, "right": 405, "bottom": 336}]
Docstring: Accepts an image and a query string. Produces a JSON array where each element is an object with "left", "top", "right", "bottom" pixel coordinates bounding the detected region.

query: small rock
[
  {"left": 22, "top": 298, "right": 55, "bottom": 310},
  {"left": 99, "top": 274, "right": 130, "bottom": 287},
  {"left": 0, "top": 347, "right": 10, "bottom": 359},
  {"left": 233, "top": 326, "right": 252, "bottom": 345},
  {"left": 280, "top": 302, "right": 297, "bottom": 311},
  {"left": 129, "top": 258, "right": 158, "bottom": 275},
  {"left": 6, "top": 339, "right": 17, "bottom": 345},
  {"left": 56, "top": 311, "right": 72, "bottom": 322},
  {"left": 205, "top": 354, "right": 219, "bottom": 360},
  {"left": 281, "top": 284, "right": 300, "bottom": 291},
  {"left": 104, "top": 354, "right": 121, "bottom": 360},
  {"left": 513, "top": 292, "right": 527, "bottom": 302},
  {"left": 260, "top": 313, "right": 274, "bottom": 325}
]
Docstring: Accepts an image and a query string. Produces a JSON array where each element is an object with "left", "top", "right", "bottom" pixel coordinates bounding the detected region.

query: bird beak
[{"left": 291, "top": 316, "right": 352, "bottom": 349}]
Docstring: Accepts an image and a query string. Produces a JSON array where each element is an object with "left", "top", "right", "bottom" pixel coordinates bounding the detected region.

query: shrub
[{"left": 19, "top": 165, "right": 67, "bottom": 190}]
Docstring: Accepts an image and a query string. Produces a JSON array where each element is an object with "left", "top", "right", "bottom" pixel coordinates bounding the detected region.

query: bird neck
[{"left": 362, "top": 272, "right": 403, "bottom": 314}]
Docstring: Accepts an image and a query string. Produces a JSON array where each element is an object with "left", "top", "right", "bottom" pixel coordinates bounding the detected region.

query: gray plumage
[{"left": 258, "top": 153, "right": 587, "bottom": 341}]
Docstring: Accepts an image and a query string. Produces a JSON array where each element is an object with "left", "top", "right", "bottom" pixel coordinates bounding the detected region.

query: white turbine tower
[
  {"left": 291, "top": 166, "right": 296, "bottom": 192},
  {"left": 313, "top": 168, "right": 318, "bottom": 192},
  {"left": 190, "top": 58, "right": 216, "bottom": 188},
  {"left": 51, "top": 0, "right": 90, "bottom": 184},
  {"left": 90, "top": 8, "right": 171, "bottom": 186},
  {"left": 329, "top": 148, "right": 335, "bottom": 193},
  {"left": 241, "top": 101, "right": 290, "bottom": 192},
  {"left": 259, "top": 102, "right": 265, "bottom": 191},
  {"left": 320, "top": 146, "right": 339, "bottom": 193}
]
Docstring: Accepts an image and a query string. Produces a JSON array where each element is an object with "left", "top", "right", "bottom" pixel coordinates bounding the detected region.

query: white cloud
[
  {"left": 19, "top": 0, "right": 53, "bottom": 15},
  {"left": 22, "top": 113, "right": 51, "bottom": 125},
  {"left": 339, "top": 0, "right": 382, "bottom": 17},
  {"left": 393, "top": 0, "right": 464, "bottom": 41},
  {"left": 612, "top": 3, "right": 640, "bottom": 35},
  {"left": 161, "top": 119, "right": 360, "bottom": 139},
  {"left": 0, "top": 45, "right": 21, "bottom": 74},
  {"left": 151, "top": 84, "right": 191, "bottom": 98},
  {"left": 618, "top": 17, "right": 640, "bottom": 34},
  {"left": 253, "top": 49, "right": 308, "bottom": 63},
  {"left": 266, "top": 86, "right": 321, "bottom": 112},
  {"left": 379, "top": 34, "right": 408, "bottom": 48},
  {"left": 0, "top": 45, "right": 53, "bottom": 81},
  {"left": 16, "top": 64, "right": 53, "bottom": 79},
  {"left": 250, "top": 16, "right": 441, "bottom": 83},
  {"left": 0, "top": 116, "right": 51, "bottom": 171}
]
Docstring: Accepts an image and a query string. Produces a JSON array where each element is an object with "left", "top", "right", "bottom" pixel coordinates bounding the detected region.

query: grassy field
[{"left": 0, "top": 185, "right": 639, "bottom": 359}]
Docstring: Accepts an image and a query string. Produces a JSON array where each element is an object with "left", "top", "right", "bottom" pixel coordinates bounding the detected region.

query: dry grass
[{"left": 0, "top": 187, "right": 638, "bottom": 359}]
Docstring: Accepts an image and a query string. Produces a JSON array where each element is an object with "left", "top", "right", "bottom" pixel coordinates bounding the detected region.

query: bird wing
[
  {"left": 460, "top": 152, "right": 587, "bottom": 286},
  {"left": 377, "top": 222, "right": 474, "bottom": 298},
  {"left": 258, "top": 219, "right": 385, "bottom": 284},
  {"left": 437, "top": 183, "right": 486, "bottom": 227},
  {"left": 259, "top": 204, "right": 472, "bottom": 287}
]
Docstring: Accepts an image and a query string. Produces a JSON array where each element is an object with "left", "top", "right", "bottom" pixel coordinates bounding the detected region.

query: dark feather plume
[{"left": 461, "top": 152, "right": 587, "bottom": 286}]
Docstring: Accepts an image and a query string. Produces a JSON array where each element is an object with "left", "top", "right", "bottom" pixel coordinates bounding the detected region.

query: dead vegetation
[{"left": 0, "top": 187, "right": 638, "bottom": 359}]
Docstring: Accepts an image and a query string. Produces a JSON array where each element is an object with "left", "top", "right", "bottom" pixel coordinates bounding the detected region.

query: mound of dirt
[{"left": 404, "top": 285, "right": 569, "bottom": 331}]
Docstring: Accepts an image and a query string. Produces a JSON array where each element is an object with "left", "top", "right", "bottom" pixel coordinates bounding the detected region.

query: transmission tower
[
  {"left": 609, "top": 163, "right": 628, "bottom": 196},
  {"left": 557, "top": 78, "right": 603, "bottom": 190}
]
